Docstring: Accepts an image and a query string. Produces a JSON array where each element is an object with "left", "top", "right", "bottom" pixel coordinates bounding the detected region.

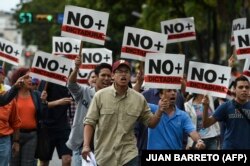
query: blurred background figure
[
  {"left": 31, "top": 78, "right": 40, "bottom": 90},
  {"left": 4, "top": 70, "right": 13, "bottom": 86},
  {"left": 0, "top": 66, "right": 11, "bottom": 91},
  {"left": 87, "top": 70, "right": 97, "bottom": 87}
]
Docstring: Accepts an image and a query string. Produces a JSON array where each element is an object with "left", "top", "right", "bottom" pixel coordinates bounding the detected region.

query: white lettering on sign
[
  {"left": 121, "top": 26, "right": 168, "bottom": 62},
  {"left": 30, "top": 51, "right": 72, "bottom": 86},
  {"left": 61, "top": 5, "right": 109, "bottom": 45},
  {"left": 0, "top": 37, "right": 23, "bottom": 66},
  {"left": 161, "top": 17, "right": 196, "bottom": 43},
  {"left": 234, "top": 29, "right": 250, "bottom": 60},
  {"left": 52, "top": 36, "right": 81, "bottom": 60},
  {"left": 144, "top": 53, "right": 185, "bottom": 90},
  {"left": 231, "top": 18, "right": 246, "bottom": 46},
  {"left": 186, "top": 61, "right": 231, "bottom": 98}
]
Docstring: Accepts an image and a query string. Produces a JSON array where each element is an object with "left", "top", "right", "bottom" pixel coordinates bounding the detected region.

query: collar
[{"left": 111, "top": 83, "right": 130, "bottom": 97}]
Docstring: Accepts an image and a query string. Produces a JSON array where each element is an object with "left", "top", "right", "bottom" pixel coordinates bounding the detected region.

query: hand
[
  {"left": 195, "top": 140, "right": 206, "bottom": 150},
  {"left": 158, "top": 98, "right": 169, "bottom": 112},
  {"left": 75, "top": 55, "right": 82, "bottom": 69},
  {"left": 14, "top": 74, "right": 29, "bottom": 88},
  {"left": 56, "top": 97, "right": 72, "bottom": 106},
  {"left": 41, "top": 90, "right": 47, "bottom": 101},
  {"left": 12, "top": 142, "right": 20, "bottom": 157},
  {"left": 228, "top": 54, "right": 235, "bottom": 67},
  {"left": 82, "top": 145, "right": 91, "bottom": 161},
  {"left": 201, "top": 95, "right": 209, "bottom": 106}
]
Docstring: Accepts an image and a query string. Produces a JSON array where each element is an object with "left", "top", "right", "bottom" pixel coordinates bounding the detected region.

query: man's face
[
  {"left": 159, "top": 89, "right": 177, "bottom": 106},
  {"left": 235, "top": 81, "right": 250, "bottom": 102},
  {"left": 113, "top": 65, "right": 131, "bottom": 87},
  {"left": 95, "top": 68, "right": 112, "bottom": 89}
]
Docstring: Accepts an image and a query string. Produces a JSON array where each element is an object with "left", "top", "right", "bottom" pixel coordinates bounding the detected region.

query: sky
[{"left": 0, "top": 0, "right": 21, "bottom": 12}]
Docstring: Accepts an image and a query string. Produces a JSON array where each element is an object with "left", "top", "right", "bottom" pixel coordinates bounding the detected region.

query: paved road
[{"left": 50, "top": 151, "right": 61, "bottom": 166}]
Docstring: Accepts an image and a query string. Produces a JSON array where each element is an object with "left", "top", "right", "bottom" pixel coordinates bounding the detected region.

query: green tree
[{"left": 15, "top": 0, "right": 250, "bottom": 65}]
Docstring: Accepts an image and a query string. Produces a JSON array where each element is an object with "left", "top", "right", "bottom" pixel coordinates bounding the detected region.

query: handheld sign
[
  {"left": 161, "top": 17, "right": 196, "bottom": 43},
  {"left": 234, "top": 29, "right": 250, "bottom": 60},
  {"left": 121, "top": 26, "right": 168, "bottom": 62},
  {"left": 52, "top": 36, "right": 81, "bottom": 60},
  {"left": 61, "top": 5, "right": 109, "bottom": 45},
  {"left": 186, "top": 61, "right": 231, "bottom": 98},
  {"left": 231, "top": 18, "right": 246, "bottom": 46},
  {"left": 0, "top": 38, "right": 23, "bottom": 66},
  {"left": 243, "top": 58, "right": 250, "bottom": 80},
  {"left": 144, "top": 53, "right": 185, "bottom": 89},
  {"left": 77, "top": 48, "right": 112, "bottom": 84},
  {"left": 30, "top": 51, "right": 72, "bottom": 86}
]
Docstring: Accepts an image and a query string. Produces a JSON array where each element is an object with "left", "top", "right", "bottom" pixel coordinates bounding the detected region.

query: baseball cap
[{"left": 112, "top": 60, "right": 131, "bottom": 73}]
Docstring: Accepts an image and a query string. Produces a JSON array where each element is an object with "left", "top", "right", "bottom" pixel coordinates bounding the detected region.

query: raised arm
[
  {"left": 133, "top": 70, "right": 144, "bottom": 92},
  {"left": 0, "top": 74, "right": 28, "bottom": 106},
  {"left": 202, "top": 95, "right": 217, "bottom": 128},
  {"left": 68, "top": 55, "right": 81, "bottom": 84}
]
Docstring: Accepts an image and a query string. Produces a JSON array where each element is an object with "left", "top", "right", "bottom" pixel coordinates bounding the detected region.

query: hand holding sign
[
  {"left": 228, "top": 54, "right": 236, "bottom": 67},
  {"left": 75, "top": 55, "right": 82, "bottom": 69}
]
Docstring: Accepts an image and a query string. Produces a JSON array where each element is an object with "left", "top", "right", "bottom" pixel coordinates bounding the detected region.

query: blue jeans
[
  {"left": 203, "top": 137, "right": 218, "bottom": 150},
  {"left": 0, "top": 135, "right": 11, "bottom": 166},
  {"left": 72, "top": 148, "right": 82, "bottom": 166}
]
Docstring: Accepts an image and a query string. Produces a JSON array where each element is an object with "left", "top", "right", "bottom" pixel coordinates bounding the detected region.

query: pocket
[
  {"left": 123, "top": 109, "right": 140, "bottom": 132},
  {"left": 99, "top": 109, "right": 115, "bottom": 131}
]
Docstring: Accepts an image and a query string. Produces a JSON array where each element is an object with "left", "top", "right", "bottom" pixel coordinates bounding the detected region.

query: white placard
[
  {"left": 76, "top": 48, "right": 112, "bottom": 84},
  {"left": 161, "top": 17, "right": 196, "bottom": 43},
  {"left": 0, "top": 38, "right": 23, "bottom": 66},
  {"left": 52, "top": 36, "right": 81, "bottom": 60},
  {"left": 61, "top": 5, "right": 109, "bottom": 45},
  {"left": 243, "top": 58, "right": 250, "bottom": 81},
  {"left": 234, "top": 29, "right": 250, "bottom": 60},
  {"left": 144, "top": 53, "right": 185, "bottom": 89},
  {"left": 121, "top": 26, "right": 168, "bottom": 62},
  {"left": 186, "top": 61, "right": 231, "bottom": 98},
  {"left": 30, "top": 51, "right": 72, "bottom": 86},
  {"left": 231, "top": 18, "right": 246, "bottom": 46}
]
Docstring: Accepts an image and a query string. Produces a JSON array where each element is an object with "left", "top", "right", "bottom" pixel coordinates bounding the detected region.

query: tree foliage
[{"left": 15, "top": 0, "right": 250, "bottom": 64}]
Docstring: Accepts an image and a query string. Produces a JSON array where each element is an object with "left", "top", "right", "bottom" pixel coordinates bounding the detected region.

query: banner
[
  {"left": 61, "top": 5, "right": 109, "bottom": 45},
  {"left": 121, "top": 26, "right": 168, "bottom": 61},
  {"left": 144, "top": 53, "right": 185, "bottom": 89}
]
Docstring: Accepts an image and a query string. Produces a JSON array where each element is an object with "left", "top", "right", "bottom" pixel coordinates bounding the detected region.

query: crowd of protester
[{"left": 0, "top": 54, "right": 250, "bottom": 166}]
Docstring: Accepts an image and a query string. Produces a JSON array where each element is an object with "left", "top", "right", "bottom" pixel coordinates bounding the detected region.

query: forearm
[
  {"left": 83, "top": 124, "right": 94, "bottom": 147},
  {"left": 148, "top": 110, "right": 163, "bottom": 128},
  {"left": 189, "top": 131, "right": 201, "bottom": 142},
  {"left": 202, "top": 104, "right": 215, "bottom": 128},
  {"left": 68, "top": 67, "right": 79, "bottom": 83},
  {"left": 0, "top": 86, "right": 18, "bottom": 106},
  {"left": 133, "top": 80, "right": 143, "bottom": 92}
]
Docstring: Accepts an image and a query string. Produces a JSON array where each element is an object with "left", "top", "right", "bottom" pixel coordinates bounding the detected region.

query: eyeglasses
[{"left": 115, "top": 69, "right": 130, "bottom": 74}]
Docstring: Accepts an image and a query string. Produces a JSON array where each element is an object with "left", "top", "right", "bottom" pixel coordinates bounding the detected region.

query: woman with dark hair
[{"left": 9, "top": 67, "right": 48, "bottom": 166}]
